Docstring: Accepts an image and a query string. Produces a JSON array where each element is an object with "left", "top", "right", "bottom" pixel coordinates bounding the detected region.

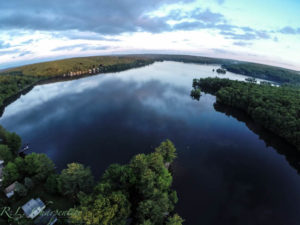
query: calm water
[{"left": 1, "top": 61, "right": 300, "bottom": 225}]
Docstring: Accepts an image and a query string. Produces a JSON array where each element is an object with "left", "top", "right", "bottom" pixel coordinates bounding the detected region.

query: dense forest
[
  {"left": 192, "top": 77, "right": 300, "bottom": 151},
  {"left": 222, "top": 63, "right": 300, "bottom": 84},
  {"left": 0, "top": 127, "right": 183, "bottom": 225},
  {"left": 0, "top": 76, "right": 39, "bottom": 107}
]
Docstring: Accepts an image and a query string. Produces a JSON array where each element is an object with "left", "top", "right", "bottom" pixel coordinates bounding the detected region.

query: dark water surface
[{"left": 1, "top": 61, "right": 300, "bottom": 225}]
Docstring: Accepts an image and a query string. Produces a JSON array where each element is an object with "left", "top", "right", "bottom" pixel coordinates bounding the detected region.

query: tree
[
  {"left": 4, "top": 132, "right": 21, "bottom": 155},
  {"left": 14, "top": 157, "right": 25, "bottom": 177},
  {"left": 15, "top": 182, "right": 28, "bottom": 197},
  {"left": 166, "top": 214, "right": 184, "bottom": 225},
  {"left": 3, "top": 162, "right": 19, "bottom": 186},
  {"left": 45, "top": 174, "right": 58, "bottom": 194},
  {"left": 69, "top": 191, "right": 130, "bottom": 225},
  {"left": 69, "top": 141, "right": 182, "bottom": 225},
  {"left": 24, "top": 177, "right": 34, "bottom": 189},
  {"left": 155, "top": 140, "right": 177, "bottom": 164},
  {"left": 58, "top": 163, "right": 94, "bottom": 198},
  {"left": 24, "top": 153, "right": 55, "bottom": 181},
  {"left": 0, "top": 144, "right": 14, "bottom": 162}
]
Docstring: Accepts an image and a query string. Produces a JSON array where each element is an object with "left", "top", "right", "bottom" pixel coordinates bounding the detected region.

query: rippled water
[{"left": 1, "top": 61, "right": 300, "bottom": 225}]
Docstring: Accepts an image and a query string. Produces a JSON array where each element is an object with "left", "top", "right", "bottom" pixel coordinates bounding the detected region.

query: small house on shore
[
  {"left": 4, "top": 181, "right": 18, "bottom": 198},
  {"left": 22, "top": 198, "right": 46, "bottom": 219}
]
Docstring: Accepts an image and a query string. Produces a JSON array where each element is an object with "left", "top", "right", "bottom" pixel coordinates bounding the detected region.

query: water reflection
[{"left": 0, "top": 61, "right": 299, "bottom": 225}]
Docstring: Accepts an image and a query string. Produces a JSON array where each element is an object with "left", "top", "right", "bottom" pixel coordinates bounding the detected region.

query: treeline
[
  {"left": 222, "top": 63, "right": 300, "bottom": 84},
  {"left": 0, "top": 127, "right": 183, "bottom": 225},
  {"left": 193, "top": 77, "right": 300, "bottom": 151},
  {"left": 132, "top": 54, "right": 300, "bottom": 85},
  {"left": 0, "top": 75, "right": 39, "bottom": 107},
  {"left": 0, "top": 56, "right": 155, "bottom": 77}
]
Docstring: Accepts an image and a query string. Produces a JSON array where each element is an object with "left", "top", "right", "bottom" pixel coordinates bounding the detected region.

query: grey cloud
[
  {"left": 0, "top": 0, "right": 277, "bottom": 43},
  {"left": 220, "top": 30, "right": 270, "bottom": 41},
  {"left": 233, "top": 41, "right": 252, "bottom": 47},
  {"left": 190, "top": 9, "right": 225, "bottom": 24},
  {"left": 279, "top": 26, "right": 300, "bottom": 34},
  {"left": 0, "top": 49, "right": 20, "bottom": 54},
  {"left": 19, "top": 51, "right": 32, "bottom": 57},
  {"left": 173, "top": 21, "right": 206, "bottom": 30},
  {"left": 0, "top": 0, "right": 193, "bottom": 35}
]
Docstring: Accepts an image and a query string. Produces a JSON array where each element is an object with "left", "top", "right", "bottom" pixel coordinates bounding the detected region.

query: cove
[{"left": 1, "top": 61, "right": 300, "bottom": 225}]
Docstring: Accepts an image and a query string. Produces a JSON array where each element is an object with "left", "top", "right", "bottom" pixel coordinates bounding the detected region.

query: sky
[{"left": 0, "top": 0, "right": 300, "bottom": 70}]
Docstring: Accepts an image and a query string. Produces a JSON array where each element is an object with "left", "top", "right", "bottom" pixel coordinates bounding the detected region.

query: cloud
[
  {"left": 220, "top": 30, "right": 270, "bottom": 41},
  {"left": 19, "top": 51, "right": 32, "bottom": 57},
  {"left": 190, "top": 9, "right": 225, "bottom": 24},
  {"left": 0, "top": 49, "right": 20, "bottom": 54},
  {"left": 279, "top": 26, "right": 300, "bottom": 35},
  {"left": 0, "top": 1, "right": 276, "bottom": 43},
  {"left": 52, "top": 44, "right": 110, "bottom": 52},
  {"left": 0, "top": 0, "right": 193, "bottom": 35},
  {"left": 233, "top": 41, "right": 252, "bottom": 47},
  {"left": 56, "top": 31, "right": 120, "bottom": 41},
  {"left": 0, "top": 41, "right": 10, "bottom": 49}
]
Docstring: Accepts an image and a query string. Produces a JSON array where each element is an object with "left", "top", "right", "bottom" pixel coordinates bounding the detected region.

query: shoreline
[{"left": 0, "top": 60, "right": 155, "bottom": 118}]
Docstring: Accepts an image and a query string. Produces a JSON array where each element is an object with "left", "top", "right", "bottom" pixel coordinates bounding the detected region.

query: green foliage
[
  {"left": 14, "top": 157, "right": 26, "bottom": 177},
  {"left": 0, "top": 76, "right": 38, "bottom": 107},
  {"left": 0, "top": 144, "right": 13, "bottom": 162},
  {"left": 15, "top": 182, "right": 28, "bottom": 197},
  {"left": 222, "top": 62, "right": 300, "bottom": 84},
  {"left": 24, "top": 177, "right": 34, "bottom": 189},
  {"left": 197, "top": 78, "right": 300, "bottom": 151},
  {"left": 58, "top": 163, "right": 94, "bottom": 198},
  {"left": 45, "top": 174, "right": 59, "bottom": 194},
  {"left": 166, "top": 214, "right": 184, "bottom": 225},
  {"left": 69, "top": 191, "right": 131, "bottom": 225},
  {"left": 0, "top": 125, "right": 21, "bottom": 155},
  {"left": 71, "top": 140, "right": 182, "bottom": 225},
  {"left": 3, "top": 162, "right": 19, "bottom": 186},
  {"left": 216, "top": 68, "right": 226, "bottom": 74},
  {"left": 190, "top": 88, "right": 201, "bottom": 101},
  {"left": 155, "top": 139, "right": 177, "bottom": 164},
  {"left": 4, "top": 132, "right": 21, "bottom": 155},
  {"left": 24, "top": 153, "right": 55, "bottom": 181}
]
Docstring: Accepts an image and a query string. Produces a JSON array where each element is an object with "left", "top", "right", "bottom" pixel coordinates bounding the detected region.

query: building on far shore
[{"left": 22, "top": 198, "right": 46, "bottom": 219}]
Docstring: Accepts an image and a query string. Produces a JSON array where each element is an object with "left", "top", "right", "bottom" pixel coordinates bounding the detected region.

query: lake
[{"left": 1, "top": 61, "right": 300, "bottom": 225}]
